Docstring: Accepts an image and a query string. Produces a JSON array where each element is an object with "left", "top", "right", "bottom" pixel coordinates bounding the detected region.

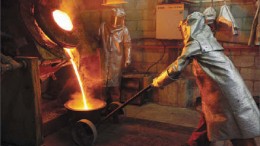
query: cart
[{"left": 71, "top": 85, "right": 152, "bottom": 146}]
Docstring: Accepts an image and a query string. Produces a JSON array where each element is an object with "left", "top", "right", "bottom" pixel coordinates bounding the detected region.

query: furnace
[{"left": 2, "top": 0, "right": 108, "bottom": 145}]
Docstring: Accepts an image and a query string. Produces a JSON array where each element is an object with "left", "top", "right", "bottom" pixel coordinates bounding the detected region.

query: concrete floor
[
  {"left": 44, "top": 103, "right": 200, "bottom": 146},
  {"left": 44, "top": 103, "right": 260, "bottom": 146},
  {"left": 125, "top": 103, "right": 260, "bottom": 146},
  {"left": 124, "top": 103, "right": 200, "bottom": 128}
]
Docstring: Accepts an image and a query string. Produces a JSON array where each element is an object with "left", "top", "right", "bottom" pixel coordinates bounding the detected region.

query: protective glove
[
  {"left": 152, "top": 71, "right": 176, "bottom": 88},
  {"left": 152, "top": 77, "right": 160, "bottom": 88}
]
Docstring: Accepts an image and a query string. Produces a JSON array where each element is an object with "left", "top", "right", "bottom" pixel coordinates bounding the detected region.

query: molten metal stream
[{"left": 65, "top": 48, "right": 88, "bottom": 109}]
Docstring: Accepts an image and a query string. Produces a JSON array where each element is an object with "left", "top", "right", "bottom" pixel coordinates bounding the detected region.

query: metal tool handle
[{"left": 97, "top": 84, "right": 152, "bottom": 126}]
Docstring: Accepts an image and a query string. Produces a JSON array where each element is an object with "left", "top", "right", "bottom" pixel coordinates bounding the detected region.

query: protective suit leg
[
  {"left": 110, "top": 86, "right": 121, "bottom": 102},
  {"left": 103, "top": 86, "right": 121, "bottom": 104},
  {"left": 187, "top": 113, "right": 211, "bottom": 146}
]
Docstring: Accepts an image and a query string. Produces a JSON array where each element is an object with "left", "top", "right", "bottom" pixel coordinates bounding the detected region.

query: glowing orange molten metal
[
  {"left": 64, "top": 48, "right": 106, "bottom": 111},
  {"left": 65, "top": 48, "right": 89, "bottom": 109},
  {"left": 52, "top": 10, "right": 73, "bottom": 31},
  {"left": 54, "top": 10, "right": 106, "bottom": 111}
]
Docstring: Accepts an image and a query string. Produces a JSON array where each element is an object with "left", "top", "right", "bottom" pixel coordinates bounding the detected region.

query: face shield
[
  {"left": 203, "top": 7, "right": 217, "bottom": 32},
  {"left": 110, "top": 8, "right": 126, "bottom": 28},
  {"left": 203, "top": 7, "right": 216, "bottom": 24}
]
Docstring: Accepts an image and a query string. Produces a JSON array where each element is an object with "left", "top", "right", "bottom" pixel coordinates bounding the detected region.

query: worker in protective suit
[
  {"left": 98, "top": 8, "right": 131, "bottom": 104},
  {"left": 152, "top": 12, "right": 260, "bottom": 146}
]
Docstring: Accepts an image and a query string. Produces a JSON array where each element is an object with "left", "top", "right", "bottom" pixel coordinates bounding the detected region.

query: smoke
[
  {"left": 58, "top": 0, "right": 78, "bottom": 20},
  {"left": 66, "top": 91, "right": 106, "bottom": 111},
  {"left": 79, "top": 54, "right": 103, "bottom": 99},
  {"left": 66, "top": 53, "right": 106, "bottom": 110}
]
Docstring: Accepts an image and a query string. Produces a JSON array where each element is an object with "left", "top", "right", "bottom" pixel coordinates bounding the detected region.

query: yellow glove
[
  {"left": 152, "top": 70, "right": 177, "bottom": 88},
  {"left": 152, "top": 77, "right": 160, "bottom": 88}
]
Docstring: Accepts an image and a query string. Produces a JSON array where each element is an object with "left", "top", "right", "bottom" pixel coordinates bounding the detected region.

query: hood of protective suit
[
  {"left": 203, "top": 7, "right": 217, "bottom": 24},
  {"left": 110, "top": 8, "right": 126, "bottom": 28},
  {"left": 179, "top": 12, "right": 223, "bottom": 53},
  {"left": 179, "top": 12, "right": 206, "bottom": 44}
]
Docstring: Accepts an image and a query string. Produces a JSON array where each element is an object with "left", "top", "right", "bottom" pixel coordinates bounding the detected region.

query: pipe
[{"left": 1, "top": 53, "right": 27, "bottom": 73}]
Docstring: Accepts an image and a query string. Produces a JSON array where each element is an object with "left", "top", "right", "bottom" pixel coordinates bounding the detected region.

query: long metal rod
[{"left": 96, "top": 85, "right": 152, "bottom": 126}]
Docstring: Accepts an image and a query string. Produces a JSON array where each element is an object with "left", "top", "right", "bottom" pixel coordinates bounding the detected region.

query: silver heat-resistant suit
[
  {"left": 98, "top": 8, "right": 131, "bottom": 88},
  {"left": 152, "top": 12, "right": 260, "bottom": 141},
  {"left": 98, "top": 8, "right": 131, "bottom": 102}
]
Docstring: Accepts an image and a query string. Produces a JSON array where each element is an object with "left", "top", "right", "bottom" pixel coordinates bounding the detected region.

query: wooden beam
[{"left": 1, "top": 57, "right": 43, "bottom": 146}]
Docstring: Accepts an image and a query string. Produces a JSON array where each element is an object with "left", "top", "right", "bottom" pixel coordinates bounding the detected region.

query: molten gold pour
[{"left": 65, "top": 48, "right": 88, "bottom": 109}]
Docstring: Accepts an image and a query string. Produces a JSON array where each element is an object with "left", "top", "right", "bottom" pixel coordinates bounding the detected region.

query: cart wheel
[
  {"left": 71, "top": 119, "right": 97, "bottom": 146},
  {"left": 107, "top": 102, "right": 124, "bottom": 123},
  {"left": 107, "top": 102, "right": 124, "bottom": 114}
]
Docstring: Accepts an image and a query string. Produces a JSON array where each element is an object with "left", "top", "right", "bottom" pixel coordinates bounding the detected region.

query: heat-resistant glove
[{"left": 152, "top": 70, "right": 177, "bottom": 88}]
